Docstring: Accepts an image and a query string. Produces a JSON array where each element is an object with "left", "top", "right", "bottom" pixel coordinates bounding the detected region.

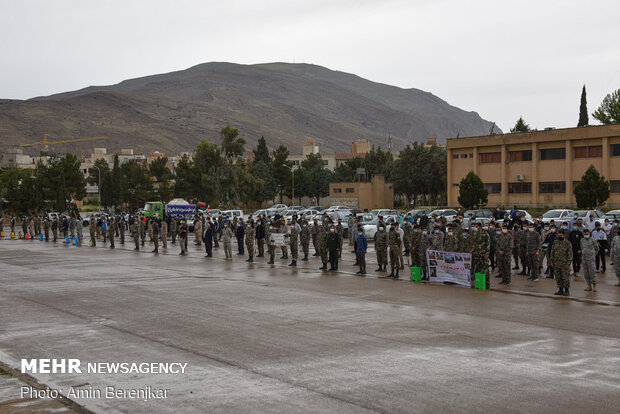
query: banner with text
[{"left": 426, "top": 249, "right": 472, "bottom": 287}]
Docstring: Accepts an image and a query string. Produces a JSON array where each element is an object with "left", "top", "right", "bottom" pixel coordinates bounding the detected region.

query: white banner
[
  {"left": 270, "top": 233, "right": 287, "bottom": 247},
  {"left": 426, "top": 249, "right": 472, "bottom": 287}
]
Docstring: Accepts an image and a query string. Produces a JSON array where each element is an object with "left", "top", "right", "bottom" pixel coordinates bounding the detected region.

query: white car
[
  {"left": 220, "top": 209, "right": 244, "bottom": 220},
  {"left": 363, "top": 216, "right": 398, "bottom": 240},
  {"left": 251, "top": 209, "right": 268, "bottom": 220},
  {"left": 370, "top": 209, "right": 399, "bottom": 217},
  {"left": 497, "top": 209, "right": 534, "bottom": 225},
  {"left": 299, "top": 208, "right": 320, "bottom": 218},
  {"left": 541, "top": 209, "right": 573, "bottom": 225},
  {"left": 266, "top": 204, "right": 288, "bottom": 214},
  {"left": 428, "top": 209, "right": 458, "bottom": 222}
]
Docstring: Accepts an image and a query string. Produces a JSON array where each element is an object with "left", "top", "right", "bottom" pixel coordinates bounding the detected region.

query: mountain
[{"left": 0, "top": 62, "right": 499, "bottom": 156}]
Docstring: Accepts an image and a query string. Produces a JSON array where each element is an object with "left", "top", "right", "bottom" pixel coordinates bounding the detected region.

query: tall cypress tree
[{"left": 578, "top": 85, "right": 589, "bottom": 127}]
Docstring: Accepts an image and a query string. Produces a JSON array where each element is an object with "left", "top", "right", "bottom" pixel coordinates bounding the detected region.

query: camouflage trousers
[
  {"left": 290, "top": 240, "right": 298, "bottom": 260},
  {"left": 527, "top": 252, "right": 539, "bottom": 278},
  {"left": 376, "top": 248, "right": 387, "bottom": 267},
  {"left": 301, "top": 241, "right": 309, "bottom": 256},
  {"left": 246, "top": 241, "right": 254, "bottom": 257},
  {"left": 390, "top": 247, "right": 400, "bottom": 271},
  {"left": 554, "top": 266, "right": 571, "bottom": 289},
  {"left": 512, "top": 247, "right": 520, "bottom": 267},
  {"left": 519, "top": 247, "right": 528, "bottom": 269},
  {"left": 498, "top": 253, "right": 512, "bottom": 283},
  {"left": 268, "top": 245, "right": 275, "bottom": 261},
  {"left": 582, "top": 255, "right": 597, "bottom": 285},
  {"left": 410, "top": 247, "right": 420, "bottom": 266},
  {"left": 320, "top": 248, "right": 328, "bottom": 265}
]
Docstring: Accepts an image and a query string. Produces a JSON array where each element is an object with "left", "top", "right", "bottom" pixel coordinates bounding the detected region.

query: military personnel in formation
[
  {"left": 89, "top": 215, "right": 97, "bottom": 246},
  {"left": 471, "top": 224, "right": 490, "bottom": 288},
  {"left": 431, "top": 225, "right": 444, "bottom": 250},
  {"left": 194, "top": 215, "right": 202, "bottom": 246},
  {"left": 580, "top": 229, "right": 599, "bottom": 291},
  {"left": 550, "top": 229, "right": 572, "bottom": 296},
  {"left": 538, "top": 224, "right": 551, "bottom": 273},
  {"left": 517, "top": 225, "right": 528, "bottom": 275},
  {"left": 179, "top": 220, "right": 188, "bottom": 256},
  {"left": 266, "top": 222, "right": 276, "bottom": 264},
  {"left": 375, "top": 224, "right": 388, "bottom": 272},
  {"left": 255, "top": 219, "right": 265, "bottom": 257},
  {"left": 402, "top": 218, "right": 413, "bottom": 256},
  {"left": 336, "top": 218, "right": 344, "bottom": 258},
  {"left": 526, "top": 224, "right": 542, "bottom": 281},
  {"left": 512, "top": 224, "right": 521, "bottom": 270},
  {"left": 300, "top": 220, "right": 311, "bottom": 261},
  {"left": 139, "top": 216, "right": 146, "bottom": 246},
  {"left": 444, "top": 226, "right": 458, "bottom": 252},
  {"left": 170, "top": 216, "right": 178, "bottom": 244},
  {"left": 611, "top": 229, "right": 620, "bottom": 286},
  {"left": 151, "top": 219, "right": 159, "bottom": 253},
  {"left": 457, "top": 228, "right": 472, "bottom": 254},
  {"left": 160, "top": 218, "right": 167, "bottom": 249},
  {"left": 326, "top": 224, "right": 341, "bottom": 270},
  {"left": 387, "top": 226, "right": 402, "bottom": 279},
  {"left": 311, "top": 219, "right": 321, "bottom": 256},
  {"left": 130, "top": 216, "right": 140, "bottom": 251},
  {"left": 419, "top": 227, "right": 433, "bottom": 280},
  {"left": 51, "top": 216, "right": 58, "bottom": 241},
  {"left": 318, "top": 227, "right": 329, "bottom": 270},
  {"left": 288, "top": 218, "right": 300, "bottom": 267},
  {"left": 222, "top": 221, "right": 234, "bottom": 260},
  {"left": 497, "top": 225, "right": 514, "bottom": 285},
  {"left": 119, "top": 216, "right": 126, "bottom": 244},
  {"left": 42, "top": 216, "right": 50, "bottom": 241},
  {"left": 410, "top": 226, "right": 421, "bottom": 267},
  {"left": 34, "top": 215, "right": 41, "bottom": 236},
  {"left": 245, "top": 221, "right": 256, "bottom": 262},
  {"left": 76, "top": 216, "right": 83, "bottom": 245}
]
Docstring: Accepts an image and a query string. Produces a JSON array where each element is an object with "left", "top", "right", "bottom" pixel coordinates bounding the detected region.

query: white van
[{"left": 221, "top": 210, "right": 245, "bottom": 220}]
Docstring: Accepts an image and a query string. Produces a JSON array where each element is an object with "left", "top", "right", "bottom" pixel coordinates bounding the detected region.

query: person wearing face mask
[
  {"left": 497, "top": 225, "right": 514, "bottom": 285},
  {"left": 375, "top": 224, "right": 389, "bottom": 272},
  {"left": 221, "top": 221, "right": 233, "bottom": 260},
  {"left": 538, "top": 224, "right": 550, "bottom": 273},
  {"left": 592, "top": 222, "right": 607, "bottom": 273},
  {"left": 485, "top": 224, "right": 496, "bottom": 271},
  {"left": 611, "top": 229, "right": 620, "bottom": 286},
  {"left": 356, "top": 227, "right": 368, "bottom": 275},
  {"left": 244, "top": 220, "right": 255, "bottom": 262},
  {"left": 444, "top": 225, "right": 458, "bottom": 252},
  {"left": 318, "top": 227, "right": 329, "bottom": 270},
  {"left": 526, "top": 225, "right": 541, "bottom": 281},
  {"left": 550, "top": 229, "right": 573, "bottom": 296},
  {"left": 336, "top": 218, "right": 345, "bottom": 258},
  {"left": 419, "top": 227, "right": 433, "bottom": 280},
  {"left": 580, "top": 229, "right": 599, "bottom": 291},
  {"left": 288, "top": 217, "right": 301, "bottom": 267},
  {"left": 402, "top": 218, "right": 413, "bottom": 257},
  {"left": 568, "top": 224, "right": 583, "bottom": 277},
  {"left": 255, "top": 219, "right": 265, "bottom": 257},
  {"left": 471, "top": 224, "right": 490, "bottom": 288},
  {"left": 410, "top": 225, "right": 422, "bottom": 268},
  {"left": 518, "top": 224, "right": 529, "bottom": 276},
  {"left": 325, "top": 224, "right": 339, "bottom": 270},
  {"left": 300, "top": 220, "right": 311, "bottom": 261},
  {"left": 569, "top": 213, "right": 580, "bottom": 228},
  {"left": 179, "top": 220, "right": 188, "bottom": 256},
  {"left": 431, "top": 225, "right": 445, "bottom": 251},
  {"left": 544, "top": 225, "right": 559, "bottom": 278},
  {"left": 388, "top": 226, "right": 402, "bottom": 279},
  {"left": 512, "top": 225, "right": 522, "bottom": 271}
]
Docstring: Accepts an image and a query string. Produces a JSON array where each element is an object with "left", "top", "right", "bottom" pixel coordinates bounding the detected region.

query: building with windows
[
  {"left": 446, "top": 124, "right": 620, "bottom": 208},
  {"left": 329, "top": 175, "right": 394, "bottom": 210}
]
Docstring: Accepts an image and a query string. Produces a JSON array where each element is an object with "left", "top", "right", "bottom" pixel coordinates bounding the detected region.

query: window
[
  {"left": 479, "top": 152, "right": 501, "bottom": 164},
  {"left": 508, "top": 182, "right": 532, "bottom": 193},
  {"left": 509, "top": 150, "right": 532, "bottom": 162},
  {"left": 539, "top": 181, "right": 566, "bottom": 194},
  {"left": 611, "top": 144, "right": 620, "bottom": 157},
  {"left": 483, "top": 183, "right": 501, "bottom": 194},
  {"left": 540, "top": 148, "right": 566, "bottom": 160},
  {"left": 574, "top": 145, "right": 602, "bottom": 158},
  {"left": 469, "top": 153, "right": 473, "bottom": 158},
  {"left": 333, "top": 188, "right": 342, "bottom": 193},
  {"left": 460, "top": 154, "right": 468, "bottom": 159},
  {"left": 452, "top": 154, "right": 459, "bottom": 159},
  {"left": 611, "top": 180, "right": 620, "bottom": 193},
  {"left": 346, "top": 188, "right": 355, "bottom": 193}
]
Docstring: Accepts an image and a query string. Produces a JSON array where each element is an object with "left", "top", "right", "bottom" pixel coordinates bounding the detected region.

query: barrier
[
  {"left": 25, "top": 233, "right": 30, "bottom": 240},
  {"left": 11, "top": 232, "right": 15, "bottom": 240},
  {"left": 39, "top": 234, "right": 44, "bottom": 241},
  {"left": 474, "top": 273, "right": 487, "bottom": 290},
  {"left": 0, "top": 231, "right": 4, "bottom": 240},
  {"left": 64, "top": 235, "right": 70, "bottom": 244},
  {"left": 410, "top": 266, "right": 421, "bottom": 282},
  {"left": 73, "top": 237, "right": 79, "bottom": 246}
]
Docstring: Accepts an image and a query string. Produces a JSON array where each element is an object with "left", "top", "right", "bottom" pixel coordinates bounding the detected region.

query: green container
[
  {"left": 474, "top": 273, "right": 487, "bottom": 290},
  {"left": 411, "top": 266, "right": 421, "bottom": 282}
]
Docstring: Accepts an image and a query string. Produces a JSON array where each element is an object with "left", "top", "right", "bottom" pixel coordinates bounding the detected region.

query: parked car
[
  {"left": 428, "top": 209, "right": 458, "bottom": 222},
  {"left": 496, "top": 209, "right": 534, "bottom": 225},
  {"left": 363, "top": 216, "right": 398, "bottom": 240},
  {"left": 572, "top": 210, "right": 604, "bottom": 224},
  {"left": 603, "top": 210, "right": 620, "bottom": 221},
  {"left": 406, "top": 209, "right": 430, "bottom": 222},
  {"left": 299, "top": 208, "right": 320, "bottom": 219},
  {"left": 463, "top": 209, "right": 493, "bottom": 226},
  {"left": 370, "top": 209, "right": 399, "bottom": 217},
  {"left": 541, "top": 209, "right": 574, "bottom": 225},
  {"left": 220, "top": 209, "right": 244, "bottom": 220},
  {"left": 251, "top": 209, "right": 268, "bottom": 220},
  {"left": 266, "top": 204, "right": 288, "bottom": 215}
]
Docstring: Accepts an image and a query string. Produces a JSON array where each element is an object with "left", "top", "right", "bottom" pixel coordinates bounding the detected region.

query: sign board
[
  {"left": 270, "top": 233, "right": 287, "bottom": 247},
  {"left": 166, "top": 204, "right": 196, "bottom": 217},
  {"left": 426, "top": 249, "right": 472, "bottom": 287}
]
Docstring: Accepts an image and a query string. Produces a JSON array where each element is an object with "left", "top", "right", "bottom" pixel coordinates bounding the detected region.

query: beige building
[
  {"left": 329, "top": 175, "right": 394, "bottom": 210},
  {"left": 447, "top": 124, "right": 620, "bottom": 208}
]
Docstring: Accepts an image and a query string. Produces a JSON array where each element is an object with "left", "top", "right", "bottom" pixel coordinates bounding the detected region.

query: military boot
[
  {"left": 375, "top": 265, "right": 382, "bottom": 272},
  {"left": 554, "top": 288, "right": 564, "bottom": 295},
  {"left": 584, "top": 283, "right": 592, "bottom": 291},
  {"left": 133, "top": 247, "right": 139, "bottom": 251},
  {"left": 394, "top": 269, "right": 400, "bottom": 279},
  {"left": 267, "top": 258, "right": 274, "bottom": 264},
  {"left": 387, "top": 271, "right": 394, "bottom": 278},
  {"left": 152, "top": 247, "right": 158, "bottom": 253},
  {"left": 302, "top": 254, "right": 308, "bottom": 261},
  {"left": 319, "top": 263, "right": 327, "bottom": 270},
  {"left": 288, "top": 260, "right": 296, "bottom": 267},
  {"left": 563, "top": 288, "right": 570, "bottom": 296},
  {"left": 248, "top": 256, "right": 253, "bottom": 263},
  {"left": 592, "top": 284, "right": 597, "bottom": 292}
]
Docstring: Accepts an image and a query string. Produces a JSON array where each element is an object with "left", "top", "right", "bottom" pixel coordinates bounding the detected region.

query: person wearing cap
[
  {"left": 497, "top": 224, "right": 514, "bottom": 285},
  {"left": 300, "top": 219, "right": 311, "bottom": 261},
  {"left": 311, "top": 218, "right": 321, "bottom": 256},
  {"left": 387, "top": 225, "right": 402, "bottom": 279},
  {"left": 130, "top": 215, "right": 140, "bottom": 251},
  {"left": 526, "top": 223, "right": 541, "bottom": 282},
  {"left": 336, "top": 218, "right": 344, "bottom": 258},
  {"left": 419, "top": 226, "right": 433, "bottom": 280},
  {"left": 375, "top": 223, "right": 388, "bottom": 272},
  {"left": 245, "top": 220, "right": 255, "bottom": 262},
  {"left": 356, "top": 226, "right": 367, "bottom": 275},
  {"left": 221, "top": 221, "right": 233, "bottom": 260},
  {"left": 580, "top": 228, "right": 599, "bottom": 291},
  {"left": 327, "top": 224, "right": 341, "bottom": 270},
  {"left": 288, "top": 217, "right": 300, "bottom": 267},
  {"left": 550, "top": 229, "right": 572, "bottom": 296},
  {"left": 89, "top": 215, "right": 97, "bottom": 246},
  {"left": 179, "top": 220, "right": 188, "bottom": 255}
]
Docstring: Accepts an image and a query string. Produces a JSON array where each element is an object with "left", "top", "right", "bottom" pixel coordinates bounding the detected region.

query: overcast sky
[{"left": 1, "top": 0, "right": 619, "bottom": 132}]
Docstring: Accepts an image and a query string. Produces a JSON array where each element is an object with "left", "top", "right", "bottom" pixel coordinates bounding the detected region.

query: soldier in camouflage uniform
[
  {"left": 550, "top": 229, "right": 573, "bottom": 296},
  {"left": 410, "top": 226, "right": 421, "bottom": 267},
  {"left": 375, "top": 224, "right": 388, "bottom": 272},
  {"left": 526, "top": 224, "right": 542, "bottom": 281},
  {"left": 266, "top": 223, "right": 276, "bottom": 264},
  {"left": 245, "top": 221, "right": 256, "bottom": 262},
  {"left": 311, "top": 219, "right": 321, "bottom": 256},
  {"left": 419, "top": 227, "right": 433, "bottom": 280},
  {"left": 388, "top": 226, "right": 402, "bottom": 279},
  {"left": 431, "top": 225, "right": 445, "bottom": 250},
  {"left": 580, "top": 229, "right": 599, "bottom": 291},
  {"left": 318, "top": 227, "right": 328, "bottom": 270},
  {"left": 539, "top": 223, "right": 551, "bottom": 273},
  {"left": 88, "top": 216, "right": 96, "bottom": 246},
  {"left": 130, "top": 216, "right": 140, "bottom": 251},
  {"left": 170, "top": 216, "right": 178, "bottom": 244},
  {"left": 139, "top": 215, "right": 146, "bottom": 246},
  {"left": 336, "top": 219, "right": 344, "bottom": 258},
  {"left": 611, "top": 229, "right": 620, "bottom": 286},
  {"left": 402, "top": 219, "right": 413, "bottom": 256},
  {"left": 518, "top": 225, "right": 529, "bottom": 275},
  {"left": 288, "top": 217, "right": 300, "bottom": 267},
  {"left": 512, "top": 224, "right": 521, "bottom": 270},
  {"left": 471, "top": 224, "right": 490, "bottom": 288},
  {"left": 497, "top": 225, "right": 514, "bottom": 285},
  {"left": 444, "top": 225, "right": 458, "bottom": 252},
  {"left": 300, "top": 220, "right": 311, "bottom": 261}
]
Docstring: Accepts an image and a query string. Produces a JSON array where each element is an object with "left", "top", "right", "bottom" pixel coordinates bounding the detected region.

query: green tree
[
  {"left": 149, "top": 156, "right": 173, "bottom": 202},
  {"left": 111, "top": 154, "right": 122, "bottom": 208},
  {"left": 272, "top": 145, "right": 291, "bottom": 203},
  {"left": 510, "top": 116, "right": 531, "bottom": 133},
  {"left": 332, "top": 163, "right": 355, "bottom": 182},
  {"left": 578, "top": 85, "right": 589, "bottom": 127},
  {"left": 300, "top": 154, "right": 331, "bottom": 205},
  {"left": 253, "top": 136, "right": 271, "bottom": 164},
  {"left": 592, "top": 89, "right": 620, "bottom": 125},
  {"left": 364, "top": 147, "right": 393, "bottom": 182},
  {"left": 249, "top": 160, "right": 276, "bottom": 207},
  {"left": 220, "top": 126, "right": 246, "bottom": 160},
  {"left": 458, "top": 171, "right": 488, "bottom": 209},
  {"left": 120, "top": 160, "right": 153, "bottom": 210},
  {"left": 173, "top": 154, "right": 198, "bottom": 200},
  {"left": 392, "top": 143, "right": 427, "bottom": 206},
  {"left": 574, "top": 165, "right": 610, "bottom": 209}
]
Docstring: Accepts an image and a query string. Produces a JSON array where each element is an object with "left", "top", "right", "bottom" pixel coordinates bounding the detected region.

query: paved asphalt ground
[{"left": 0, "top": 236, "right": 619, "bottom": 414}]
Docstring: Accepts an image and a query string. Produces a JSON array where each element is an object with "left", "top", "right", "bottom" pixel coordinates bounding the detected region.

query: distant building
[
  {"left": 329, "top": 175, "right": 394, "bottom": 210},
  {"left": 0, "top": 147, "right": 35, "bottom": 169},
  {"left": 288, "top": 139, "right": 336, "bottom": 170},
  {"left": 447, "top": 124, "right": 620, "bottom": 208}
]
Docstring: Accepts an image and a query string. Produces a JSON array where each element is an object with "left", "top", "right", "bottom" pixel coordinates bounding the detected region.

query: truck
[{"left": 142, "top": 199, "right": 196, "bottom": 218}]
